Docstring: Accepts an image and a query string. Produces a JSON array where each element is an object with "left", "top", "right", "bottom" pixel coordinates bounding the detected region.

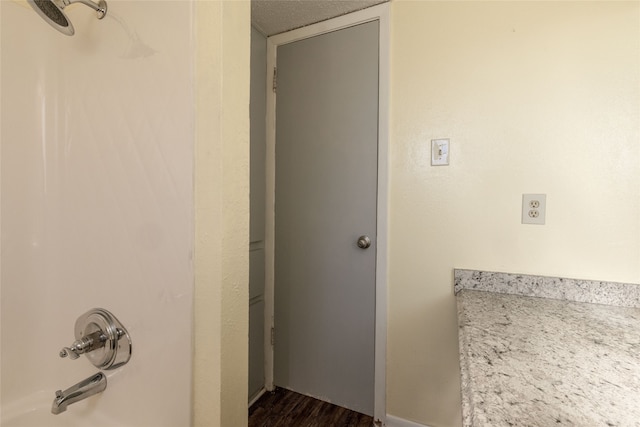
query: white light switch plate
[
  {"left": 522, "top": 194, "right": 546, "bottom": 225},
  {"left": 431, "top": 139, "right": 450, "bottom": 166}
]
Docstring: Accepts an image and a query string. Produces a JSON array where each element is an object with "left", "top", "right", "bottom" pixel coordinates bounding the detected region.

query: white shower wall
[{"left": 1, "top": 1, "right": 194, "bottom": 425}]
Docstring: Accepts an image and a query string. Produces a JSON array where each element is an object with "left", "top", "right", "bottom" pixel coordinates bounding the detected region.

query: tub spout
[{"left": 51, "top": 372, "right": 107, "bottom": 415}]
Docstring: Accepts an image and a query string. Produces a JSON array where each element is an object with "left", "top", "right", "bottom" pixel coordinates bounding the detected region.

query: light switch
[{"left": 431, "top": 139, "right": 449, "bottom": 166}]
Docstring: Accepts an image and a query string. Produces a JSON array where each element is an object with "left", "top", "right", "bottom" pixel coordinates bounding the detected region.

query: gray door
[{"left": 274, "top": 21, "right": 379, "bottom": 416}]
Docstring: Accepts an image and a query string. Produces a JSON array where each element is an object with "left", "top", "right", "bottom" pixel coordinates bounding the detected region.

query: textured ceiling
[{"left": 251, "top": 0, "right": 388, "bottom": 36}]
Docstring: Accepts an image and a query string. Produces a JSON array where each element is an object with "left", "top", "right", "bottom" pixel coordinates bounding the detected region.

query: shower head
[{"left": 27, "top": 0, "right": 108, "bottom": 36}]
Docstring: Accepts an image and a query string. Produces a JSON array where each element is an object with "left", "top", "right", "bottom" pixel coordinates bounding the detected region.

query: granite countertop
[{"left": 455, "top": 270, "right": 640, "bottom": 427}]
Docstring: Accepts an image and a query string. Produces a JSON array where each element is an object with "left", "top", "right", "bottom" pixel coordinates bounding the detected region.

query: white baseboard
[
  {"left": 385, "top": 414, "right": 430, "bottom": 427},
  {"left": 248, "top": 388, "right": 266, "bottom": 408}
]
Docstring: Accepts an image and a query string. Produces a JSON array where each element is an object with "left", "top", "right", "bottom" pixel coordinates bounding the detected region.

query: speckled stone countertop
[{"left": 455, "top": 270, "right": 640, "bottom": 427}]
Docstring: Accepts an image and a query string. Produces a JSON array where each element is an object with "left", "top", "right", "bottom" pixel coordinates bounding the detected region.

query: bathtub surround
[
  {"left": 2, "top": 1, "right": 249, "bottom": 426},
  {"left": 456, "top": 269, "right": 640, "bottom": 426},
  {"left": 1, "top": 1, "right": 195, "bottom": 424}
]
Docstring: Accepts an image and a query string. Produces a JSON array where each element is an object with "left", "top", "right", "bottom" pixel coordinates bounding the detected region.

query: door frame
[{"left": 264, "top": 3, "right": 390, "bottom": 425}]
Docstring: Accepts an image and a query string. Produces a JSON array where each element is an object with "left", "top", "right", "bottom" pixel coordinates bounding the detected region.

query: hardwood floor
[{"left": 248, "top": 388, "right": 374, "bottom": 427}]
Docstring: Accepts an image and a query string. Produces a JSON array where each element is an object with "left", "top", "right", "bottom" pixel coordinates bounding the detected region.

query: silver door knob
[{"left": 357, "top": 235, "right": 371, "bottom": 249}]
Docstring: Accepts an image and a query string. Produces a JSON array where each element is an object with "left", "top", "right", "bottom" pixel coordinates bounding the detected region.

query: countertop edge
[
  {"left": 453, "top": 269, "right": 640, "bottom": 308},
  {"left": 456, "top": 294, "right": 474, "bottom": 427}
]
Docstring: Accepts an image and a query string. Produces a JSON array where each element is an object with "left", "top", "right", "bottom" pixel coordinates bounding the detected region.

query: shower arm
[{"left": 61, "top": 0, "right": 107, "bottom": 19}]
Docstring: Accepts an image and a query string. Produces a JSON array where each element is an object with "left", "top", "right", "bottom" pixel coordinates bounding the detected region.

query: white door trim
[{"left": 264, "top": 3, "right": 389, "bottom": 424}]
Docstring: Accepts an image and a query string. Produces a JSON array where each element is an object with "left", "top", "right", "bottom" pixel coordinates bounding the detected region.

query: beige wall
[
  {"left": 388, "top": 1, "right": 639, "bottom": 426},
  {"left": 193, "top": 1, "right": 250, "bottom": 426}
]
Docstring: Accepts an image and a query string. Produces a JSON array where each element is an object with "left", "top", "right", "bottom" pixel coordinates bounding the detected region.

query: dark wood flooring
[{"left": 248, "top": 388, "right": 374, "bottom": 427}]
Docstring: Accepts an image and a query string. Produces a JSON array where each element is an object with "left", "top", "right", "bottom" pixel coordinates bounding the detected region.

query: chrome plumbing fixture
[
  {"left": 52, "top": 372, "right": 107, "bottom": 414},
  {"left": 60, "top": 308, "right": 132, "bottom": 370},
  {"left": 27, "top": 0, "right": 108, "bottom": 36}
]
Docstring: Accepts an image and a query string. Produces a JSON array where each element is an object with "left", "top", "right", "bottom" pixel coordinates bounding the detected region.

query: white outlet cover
[
  {"left": 431, "top": 139, "right": 450, "bottom": 166},
  {"left": 522, "top": 194, "right": 546, "bottom": 225}
]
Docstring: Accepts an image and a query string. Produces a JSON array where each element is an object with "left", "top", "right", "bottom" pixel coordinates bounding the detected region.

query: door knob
[{"left": 357, "top": 235, "right": 371, "bottom": 249}]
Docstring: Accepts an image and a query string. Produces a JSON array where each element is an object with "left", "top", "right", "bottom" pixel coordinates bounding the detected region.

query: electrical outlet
[{"left": 522, "top": 194, "right": 546, "bottom": 225}]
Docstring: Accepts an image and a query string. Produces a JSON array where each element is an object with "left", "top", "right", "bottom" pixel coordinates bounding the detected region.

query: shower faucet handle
[
  {"left": 60, "top": 330, "right": 108, "bottom": 359},
  {"left": 59, "top": 308, "right": 132, "bottom": 370},
  {"left": 60, "top": 347, "right": 80, "bottom": 360}
]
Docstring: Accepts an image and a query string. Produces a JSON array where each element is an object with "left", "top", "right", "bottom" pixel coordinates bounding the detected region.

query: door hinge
[
  {"left": 272, "top": 67, "right": 277, "bottom": 93},
  {"left": 270, "top": 327, "right": 275, "bottom": 346}
]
